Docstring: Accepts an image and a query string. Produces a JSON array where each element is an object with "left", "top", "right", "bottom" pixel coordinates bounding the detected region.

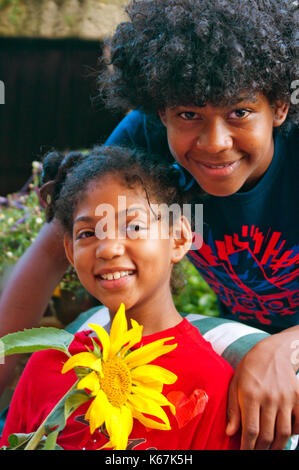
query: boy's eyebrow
[
  {"left": 229, "top": 94, "right": 258, "bottom": 105},
  {"left": 74, "top": 215, "right": 95, "bottom": 224}
]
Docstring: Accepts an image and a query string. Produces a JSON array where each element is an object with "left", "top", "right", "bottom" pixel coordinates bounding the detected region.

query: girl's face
[{"left": 64, "top": 175, "right": 191, "bottom": 327}]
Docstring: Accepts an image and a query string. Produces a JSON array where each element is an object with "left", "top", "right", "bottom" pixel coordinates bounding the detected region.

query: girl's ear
[
  {"left": 64, "top": 233, "right": 75, "bottom": 267},
  {"left": 171, "top": 215, "right": 193, "bottom": 263},
  {"left": 273, "top": 101, "right": 290, "bottom": 127}
]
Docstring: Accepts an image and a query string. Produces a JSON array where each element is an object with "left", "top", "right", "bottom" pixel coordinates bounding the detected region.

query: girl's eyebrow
[{"left": 74, "top": 208, "right": 148, "bottom": 224}]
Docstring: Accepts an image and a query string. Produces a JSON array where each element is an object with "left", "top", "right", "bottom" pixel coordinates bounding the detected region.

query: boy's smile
[{"left": 159, "top": 93, "right": 289, "bottom": 196}]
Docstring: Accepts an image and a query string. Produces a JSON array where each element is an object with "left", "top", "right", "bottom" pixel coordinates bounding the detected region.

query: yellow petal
[
  {"left": 109, "top": 303, "right": 127, "bottom": 348},
  {"left": 127, "top": 393, "right": 171, "bottom": 428},
  {"left": 90, "top": 358, "right": 103, "bottom": 376},
  {"left": 88, "top": 323, "right": 110, "bottom": 361},
  {"left": 132, "top": 385, "right": 176, "bottom": 415},
  {"left": 130, "top": 408, "right": 171, "bottom": 431},
  {"left": 61, "top": 351, "right": 98, "bottom": 374},
  {"left": 132, "top": 378, "right": 163, "bottom": 393},
  {"left": 77, "top": 371, "right": 100, "bottom": 393},
  {"left": 118, "top": 323, "right": 143, "bottom": 358},
  {"left": 105, "top": 407, "right": 122, "bottom": 449},
  {"left": 112, "top": 405, "right": 133, "bottom": 450},
  {"left": 125, "top": 337, "right": 177, "bottom": 369},
  {"left": 131, "top": 364, "right": 177, "bottom": 385},
  {"left": 109, "top": 309, "right": 143, "bottom": 359},
  {"left": 86, "top": 389, "right": 110, "bottom": 434}
]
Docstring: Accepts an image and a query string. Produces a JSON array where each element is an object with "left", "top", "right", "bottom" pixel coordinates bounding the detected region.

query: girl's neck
[{"left": 109, "top": 291, "right": 182, "bottom": 336}]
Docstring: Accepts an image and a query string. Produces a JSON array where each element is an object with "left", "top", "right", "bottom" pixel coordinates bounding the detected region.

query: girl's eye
[
  {"left": 126, "top": 223, "right": 147, "bottom": 233},
  {"left": 76, "top": 230, "right": 95, "bottom": 240},
  {"left": 179, "top": 111, "right": 201, "bottom": 120},
  {"left": 228, "top": 109, "right": 250, "bottom": 119}
]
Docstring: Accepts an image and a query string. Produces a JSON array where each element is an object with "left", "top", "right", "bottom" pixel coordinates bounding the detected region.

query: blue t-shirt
[{"left": 106, "top": 110, "right": 299, "bottom": 334}]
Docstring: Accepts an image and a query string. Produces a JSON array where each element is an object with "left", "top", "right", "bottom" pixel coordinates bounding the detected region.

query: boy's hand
[{"left": 226, "top": 330, "right": 299, "bottom": 450}]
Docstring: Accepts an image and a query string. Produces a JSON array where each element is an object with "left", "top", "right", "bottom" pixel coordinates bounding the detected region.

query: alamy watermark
[
  {"left": 0, "top": 80, "right": 5, "bottom": 104},
  {"left": 93, "top": 197, "right": 203, "bottom": 250}
]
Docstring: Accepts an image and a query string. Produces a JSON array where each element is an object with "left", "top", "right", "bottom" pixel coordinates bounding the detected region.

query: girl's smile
[{"left": 95, "top": 268, "right": 136, "bottom": 289}]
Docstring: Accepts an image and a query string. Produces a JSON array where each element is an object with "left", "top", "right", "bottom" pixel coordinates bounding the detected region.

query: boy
[{"left": 0, "top": 0, "right": 298, "bottom": 450}]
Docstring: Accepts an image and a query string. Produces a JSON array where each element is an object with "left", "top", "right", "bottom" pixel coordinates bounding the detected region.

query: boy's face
[{"left": 159, "top": 93, "right": 289, "bottom": 196}]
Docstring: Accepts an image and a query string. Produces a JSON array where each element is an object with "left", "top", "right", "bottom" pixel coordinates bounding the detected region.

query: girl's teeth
[{"left": 100, "top": 271, "right": 133, "bottom": 280}]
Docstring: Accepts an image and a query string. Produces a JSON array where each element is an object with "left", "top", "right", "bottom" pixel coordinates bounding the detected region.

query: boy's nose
[
  {"left": 195, "top": 119, "right": 233, "bottom": 154},
  {"left": 95, "top": 238, "right": 125, "bottom": 259}
]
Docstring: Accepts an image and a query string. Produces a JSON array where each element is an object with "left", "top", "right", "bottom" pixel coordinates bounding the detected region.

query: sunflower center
[{"left": 99, "top": 357, "right": 132, "bottom": 407}]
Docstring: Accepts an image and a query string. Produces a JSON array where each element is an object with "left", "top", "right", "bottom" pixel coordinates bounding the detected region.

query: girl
[{"left": 0, "top": 146, "right": 239, "bottom": 450}]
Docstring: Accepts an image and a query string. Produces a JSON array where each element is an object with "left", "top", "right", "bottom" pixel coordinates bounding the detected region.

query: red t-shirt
[{"left": 0, "top": 319, "right": 240, "bottom": 450}]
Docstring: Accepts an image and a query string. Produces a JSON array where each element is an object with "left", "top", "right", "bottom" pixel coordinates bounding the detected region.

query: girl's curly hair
[
  {"left": 98, "top": 0, "right": 299, "bottom": 127},
  {"left": 41, "top": 145, "right": 188, "bottom": 234}
]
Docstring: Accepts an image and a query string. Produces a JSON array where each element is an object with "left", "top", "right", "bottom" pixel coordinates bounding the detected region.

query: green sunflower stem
[
  {"left": 24, "top": 424, "right": 46, "bottom": 451},
  {"left": 24, "top": 381, "right": 79, "bottom": 450}
]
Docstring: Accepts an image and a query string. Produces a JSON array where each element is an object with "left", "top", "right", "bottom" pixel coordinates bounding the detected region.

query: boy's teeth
[
  {"left": 207, "top": 163, "right": 232, "bottom": 168},
  {"left": 100, "top": 271, "right": 133, "bottom": 280}
]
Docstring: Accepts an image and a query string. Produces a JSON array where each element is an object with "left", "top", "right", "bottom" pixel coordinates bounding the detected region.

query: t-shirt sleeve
[
  {"left": 105, "top": 110, "right": 147, "bottom": 148},
  {"left": 0, "top": 349, "right": 76, "bottom": 447}
]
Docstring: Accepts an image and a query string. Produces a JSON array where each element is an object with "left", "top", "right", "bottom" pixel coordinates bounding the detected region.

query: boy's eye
[
  {"left": 228, "top": 109, "right": 250, "bottom": 119},
  {"left": 179, "top": 111, "right": 201, "bottom": 120}
]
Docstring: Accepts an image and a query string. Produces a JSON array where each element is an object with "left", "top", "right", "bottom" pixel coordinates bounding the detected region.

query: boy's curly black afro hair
[{"left": 98, "top": 0, "right": 299, "bottom": 126}]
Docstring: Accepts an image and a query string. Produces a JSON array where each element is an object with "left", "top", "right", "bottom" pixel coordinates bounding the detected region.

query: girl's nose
[
  {"left": 95, "top": 238, "right": 125, "bottom": 259},
  {"left": 195, "top": 118, "right": 233, "bottom": 154}
]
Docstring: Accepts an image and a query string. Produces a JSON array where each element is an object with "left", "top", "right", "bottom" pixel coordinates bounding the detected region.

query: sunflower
[{"left": 61, "top": 303, "right": 178, "bottom": 450}]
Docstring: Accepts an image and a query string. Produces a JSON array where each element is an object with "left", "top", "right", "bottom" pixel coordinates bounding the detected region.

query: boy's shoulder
[
  {"left": 277, "top": 124, "right": 298, "bottom": 158},
  {"left": 105, "top": 110, "right": 172, "bottom": 161}
]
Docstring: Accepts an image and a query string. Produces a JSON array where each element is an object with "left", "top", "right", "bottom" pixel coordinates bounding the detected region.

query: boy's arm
[
  {"left": 0, "top": 219, "right": 69, "bottom": 394},
  {"left": 226, "top": 325, "right": 299, "bottom": 450}
]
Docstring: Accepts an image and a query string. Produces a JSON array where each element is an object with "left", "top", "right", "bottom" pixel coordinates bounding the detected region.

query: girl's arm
[{"left": 0, "top": 219, "right": 69, "bottom": 394}]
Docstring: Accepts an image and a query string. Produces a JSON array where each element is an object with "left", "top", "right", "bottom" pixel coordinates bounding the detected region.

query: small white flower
[
  {"left": 6, "top": 251, "right": 13, "bottom": 258},
  {"left": 32, "top": 161, "right": 41, "bottom": 170},
  {"left": 36, "top": 217, "right": 43, "bottom": 225},
  {"left": 7, "top": 217, "right": 14, "bottom": 225}
]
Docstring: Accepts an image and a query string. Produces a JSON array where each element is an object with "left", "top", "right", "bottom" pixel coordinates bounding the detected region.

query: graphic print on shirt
[{"left": 189, "top": 225, "right": 299, "bottom": 327}]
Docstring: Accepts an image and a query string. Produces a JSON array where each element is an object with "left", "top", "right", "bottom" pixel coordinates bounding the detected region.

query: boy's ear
[
  {"left": 171, "top": 216, "right": 193, "bottom": 263},
  {"left": 64, "top": 233, "right": 75, "bottom": 267},
  {"left": 158, "top": 109, "right": 167, "bottom": 127},
  {"left": 273, "top": 101, "right": 290, "bottom": 127}
]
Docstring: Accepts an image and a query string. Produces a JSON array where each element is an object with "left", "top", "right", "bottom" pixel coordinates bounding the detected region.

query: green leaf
[
  {"left": 64, "top": 390, "right": 91, "bottom": 421},
  {"left": 0, "top": 327, "right": 74, "bottom": 359},
  {"left": 2, "top": 431, "right": 64, "bottom": 451},
  {"left": 7, "top": 433, "right": 34, "bottom": 449},
  {"left": 45, "top": 387, "right": 90, "bottom": 434}
]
